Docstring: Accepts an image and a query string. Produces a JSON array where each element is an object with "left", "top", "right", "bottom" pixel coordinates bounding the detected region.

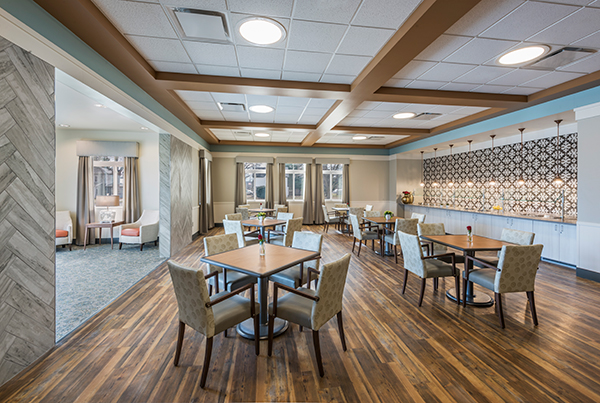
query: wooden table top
[
  {"left": 242, "top": 219, "right": 286, "bottom": 228},
  {"left": 86, "top": 221, "right": 124, "bottom": 228},
  {"left": 248, "top": 208, "right": 276, "bottom": 213},
  {"left": 363, "top": 216, "right": 401, "bottom": 224},
  {"left": 420, "top": 234, "right": 514, "bottom": 252},
  {"left": 200, "top": 244, "right": 320, "bottom": 278}
]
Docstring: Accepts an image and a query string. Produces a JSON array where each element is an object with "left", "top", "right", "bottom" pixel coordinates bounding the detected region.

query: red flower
[
  {"left": 466, "top": 226, "right": 472, "bottom": 231},
  {"left": 258, "top": 234, "right": 263, "bottom": 241}
]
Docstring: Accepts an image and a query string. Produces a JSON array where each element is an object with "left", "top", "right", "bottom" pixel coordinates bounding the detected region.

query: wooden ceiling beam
[
  {"left": 216, "top": 141, "right": 387, "bottom": 149},
  {"left": 201, "top": 121, "right": 316, "bottom": 131},
  {"left": 330, "top": 126, "right": 428, "bottom": 135},
  {"left": 370, "top": 87, "right": 528, "bottom": 107}
]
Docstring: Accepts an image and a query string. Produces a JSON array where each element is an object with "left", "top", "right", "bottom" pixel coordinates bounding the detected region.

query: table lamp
[{"left": 96, "top": 195, "right": 120, "bottom": 222}]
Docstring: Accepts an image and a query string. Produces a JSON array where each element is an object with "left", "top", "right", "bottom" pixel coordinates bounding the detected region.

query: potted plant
[
  {"left": 256, "top": 212, "right": 266, "bottom": 223},
  {"left": 384, "top": 210, "right": 393, "bottom": 220},
  {"left": 401, "top": 191, "right": 414, "bottom": 204},
  {"left": 466, "top": 225, "right": 473, "bottom": 243},
  {"left": 258, "top": 234, "right": 265, "bottom": 256}
]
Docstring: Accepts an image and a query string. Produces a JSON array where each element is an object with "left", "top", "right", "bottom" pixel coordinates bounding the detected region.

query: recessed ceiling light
[
  {"left": 239, "top": 17, "right": 285, "bottom": 45},
  {"left": 255, "top": 132, "right": 270, "bottom": 138},
  {"left": 393, "top": 112, "right": 416, "bottom": 120},
  {"left": 353, "top": 135, "right": 367, "bottom": 140},
  {"left": 58, "top": 124, "right": 70, "bottom": 128},
  {"left": 140, "top": 127, "right": 149, "bottom": 130},
  {"left": 249, "top": 105, "right": 274, "bottom": 113},
  {"left": 498, "top": 45, "right": 549, "bottom": 65},
  {"left": 94, "top": 103, "right": 106, "bottom": 108}
]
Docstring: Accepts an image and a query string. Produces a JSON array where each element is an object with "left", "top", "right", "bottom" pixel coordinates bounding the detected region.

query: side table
[{"left": 83, "top": 221, "right": 124, "bottom": 250}]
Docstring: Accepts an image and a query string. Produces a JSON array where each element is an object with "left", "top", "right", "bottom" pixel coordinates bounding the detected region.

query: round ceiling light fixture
[
  {"left": 249, "top": 105, "right": 274, "bottom": 113},
  {"left": 239, "top": 17, "right": 286, "bottom": 45},
  {"left": 352, "top": 135, "right": 367, "bottom": 140},
  {"left": 393, "top": 112, "right": 416, "bottom": 120},
  {"left": 498, "top": 45, "right": 549, "bottom": 65},
  {"left": 254, "top": 132, "right": 270, "bottom": 138}
]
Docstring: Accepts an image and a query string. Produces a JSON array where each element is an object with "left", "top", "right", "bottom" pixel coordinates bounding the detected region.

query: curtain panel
[
  {"left": 123, "top": 157, "right": 140, "bottom": 224},
  {"left": 302, "top": 163, "right": 314, "bottom": 224},
  {"left": 75, "top": 156, "right": 94, "bottom": 246},
  {"left": 208, "top": 160, "right": 214, "bottom": 229},
  {"left": 234, "top": 162, "right": 247, "bottom": 207},
  {"left": 265, "top": 163, "right": 274, "bottom": 209},
  {"left": 199, "top": 156, "right": 208, "bottom": 234},
  {"left": 278, "top": 163, "right": 288, "bottom": 207},
  {"left": 314, "top": 164, "right": 325, "bottom": 225},
  {"left": 343, "top": 164, "right": 350, "bottom": 205}
]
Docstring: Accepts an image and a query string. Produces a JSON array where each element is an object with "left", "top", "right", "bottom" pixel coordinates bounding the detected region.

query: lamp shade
[{"left": 96, "top": 195, "right": 120, "bottom": 207}]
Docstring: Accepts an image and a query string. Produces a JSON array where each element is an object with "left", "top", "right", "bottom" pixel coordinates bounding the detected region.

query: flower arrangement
[
  {"left": 256, "top": 212, "right": 267, "bottom": 218},
  {"left": 258, "top": 234, "right": 265, "bottom": 255},
  {"left": 401, "top": 191, "right": 414, "bottom": 204},
  {"left": 492, "top": 205, "right": 503, "bottom": 213},
  {"left": 384, "top": 210, "right": 393, "bottom": 216},
  {"left": 466, "top": 225, "right": 473, "bottom": 242},
  {"left": 402, "top": 191, "right": 411, "bottom": 195},
  {"left": 258, "top": 233, "right": 264, "bottom": 245}
]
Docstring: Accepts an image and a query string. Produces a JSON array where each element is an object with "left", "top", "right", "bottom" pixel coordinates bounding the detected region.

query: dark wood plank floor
[{"left": 1, "top": 226, "right": 600, "bottom": 402}]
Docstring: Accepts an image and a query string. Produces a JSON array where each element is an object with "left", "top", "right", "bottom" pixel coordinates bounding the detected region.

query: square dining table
[
  {"left": 362, "top": 215, "right": 401, "bottom": 256},
  {"left": 242, "top": 218, "right": 286, "bottom": 240},
  {"left": 419, "top": 234, "right": 514, "bottom": 307},
  {"left": 200, "top": 243, "right": 320, "bottom": 340}
]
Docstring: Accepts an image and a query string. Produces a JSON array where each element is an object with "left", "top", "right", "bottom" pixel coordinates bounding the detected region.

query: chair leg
[
  {"left": 418, "top": 278, "right": 426, "bottom": 307},
  {"left": 254, "top": 314, "right": 260, "bottom": 355},
  {"left": 433, "top": 278, "right": 438, "bottom": 291},
  {"left": 527, "top": 291, "right": 538, "bottom": 326},
  {"left": 224, "top": 328, "right": 227, "bottom": 337},
  {"left": 140, "top": 243, "right": 144, "bottom": 251},
  {"left": 312, "top": 330, "right": 324, "bottom": 377},
  {"left": 357, "top": 240, "right": 362, "bottom": 257},
  {"left": 352, "top": 237, "right": 356, "bottom": 253},
  {"left": 394, "top": 245, "right": 398, "bottom": 264},
  {"left": 462, "top": 278, "right": 468, "bottom": 308},
  {"left": 174, "top": 321, "right": 185, "bottom": 366},
  {"left": 454, "top": 275, "right": 460, "bottom": 306},
  {"left": 155, "top": 240, "right": 158, "bottom": 246},
  {"left": 495, "top": 293, "right": 505, "bottom": 329},
  {"left": 337, "top": 312, "right": 347, "bottom": 351},
  {"left": 200, "top": 337, "right": 213, "bottom": 388},
  {"left": 119, "top": 243, "right": 122, "bottom": 250},
  {"left": 68, "top": 244, "right": 72, "bottom": 251},
  {"left": 268, "top": 314, "right": 275, "bottom": 356},
  {"left": 371, "top": 239, "right": 374, "bottom": 251},
  {"left": 402, "top": 269, "right": 408, "bottom": 295}
]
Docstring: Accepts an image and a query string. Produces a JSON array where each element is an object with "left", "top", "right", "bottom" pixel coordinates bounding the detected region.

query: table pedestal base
[
  {"left": 446, "top": 287, "right": 494, "bottom": 307},
  {"left": 237, "top": 318, "right": 288, "bottom": 340}
]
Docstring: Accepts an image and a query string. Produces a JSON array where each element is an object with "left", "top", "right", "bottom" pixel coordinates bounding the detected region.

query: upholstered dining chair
[
  {"left": 411, "top": 212, "right": 426, "bottom": 223},
  {"left": 345, "top": 207, "right": 364, "bottom": 233},
  {"left": 225, "top": 213, "right": 243, "bottom": 221},
  {"left": 119, "top": 210, "right": 159, "bottom": 251},
  {"left": 275, "top": 205, "right": 288, "bottom": 214},
  {"left": 334, "top": 203, "right": 348, "bottom": 208},
  {"left": 56, "top": 211, "right": 73, "bottom": 251},
  {"left": 270, "top": 217, "right": 303, "bottom": 247},
  {"left": 269, "top": 232, "right": 323, "bottom": 289},
  {"left": 236, "top": 207, "right": 250, "bottom": 220},
  {"left": 204, "top": 233, "right": 257, "bottom": 294},
  {"left": 363, "top": 210, "right": 382, "bottom": 233},
  {"left": 167, "top": 260, "right": 259, "bottom": 389},
  {"left": 397, "top": 231, "right": 460, "bottom": 307},
  {"left": 463, "top": 244, "right": 543, "bottom": 328},
  {"left": 268, "top": 253, "right": 351, "bottom": 377},
  {"left": 322, "top": 205, "right": 341, "bottom": 233},
  {"left": 383, "top": 218, "right": 418, "bottom": 263},
  {"left": 272, "top": 212, "right": 294, "bottom": 232},
  {"left": 349, "top": 213, "right": 380, "bottom": 256},
  {"left": 365, "top": 204, "right": 373, "bottom": 211},
  {"left": 475, "top": 228, "right": 535, "bottom": 268},
  {"left": 417, "top": 223, "right": 465, "bottom": 264},
  {"left": 223, "top": 219, "right": 259, "bottom": 248}
]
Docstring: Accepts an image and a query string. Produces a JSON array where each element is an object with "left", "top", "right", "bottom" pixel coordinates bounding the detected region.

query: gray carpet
[{"left": 55, "top": 241, "right": 165, "bottom": 341}]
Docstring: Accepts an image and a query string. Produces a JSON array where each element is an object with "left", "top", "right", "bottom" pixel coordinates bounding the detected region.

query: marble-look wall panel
[
  {"left": 159, "top": 133, "right": 171, "bottom": 258},
  {"left": 0, "top": 36, "right": 55, "bottom": 387}
]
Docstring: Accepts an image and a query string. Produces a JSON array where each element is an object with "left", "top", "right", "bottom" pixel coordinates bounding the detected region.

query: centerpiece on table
[
  {"left": 258, "top": 234, "right": 266, "bottom": 256},
  {"left": 257, "top": 212, "right": 266, "bottom": 223},
  {"left": 401, "top": 191, "right": 414, "bottom": 204},
  {"left": 466, "top": 225, "right": 473, "bottom": 243},
  {"left": 384, "top": 210, "right": 393, "bottom": 220}
]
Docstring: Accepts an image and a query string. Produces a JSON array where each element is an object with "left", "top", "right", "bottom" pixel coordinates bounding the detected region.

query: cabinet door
[
  {"left": 532, "top": 221, "right": 560, "bottom": 261},
  {"left": 403, "top": 205, "right": 412, "bottom": 219},
  {"left": 474, "top": 213, "right": 492, "bottom": 238},
  {"left": 445, "top": 210, "right": 460, "bottom": 234},
  {"left": 487, "top": 216, "right": 508, "bottom": 240},
  {"left": 559, "top": 224, "right": 577, "bottom": 266},
  {"left": 510, "top": 218, "right": 534, "bottom": 233}
]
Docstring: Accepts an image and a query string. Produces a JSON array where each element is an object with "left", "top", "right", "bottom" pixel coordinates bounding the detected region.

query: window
[
  {"left": 93, "top": 156, "right": 124, "bottom": 201},
  {"left": 323, "top": 164, "right": 343, "bottom": 201},
  {"left": 285, "top": 163, "right": 305, "bottom": 201},
  {"left": 245, "top": 162, "right": 266, "bottom": 201}
]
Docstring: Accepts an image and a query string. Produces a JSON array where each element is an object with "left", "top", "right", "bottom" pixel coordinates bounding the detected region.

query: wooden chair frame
[{"left": 402, "top": 252, "right": 460, "bottom": 307}]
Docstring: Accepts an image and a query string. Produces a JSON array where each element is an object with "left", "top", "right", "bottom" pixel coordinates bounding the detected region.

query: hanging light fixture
[
  {"left": 488, "top": 135, "right": 497, "bottom": 186},
  {"left": 447, "top": 144, "right": 454, "bottom": 187},
  {"left": 517, "top": 128, "right": 526, "bottom": 186},
  {"left": 467, "top": 140, "right": 474, "bottom": 186},
  {"left": 432, "top": 148, "right": 439, "bottom": 187},
  {"left": 419, "top": 151, "right": 425, "bottom": 187},
  {"left": 553, "top": 119, "right": 564, "bottom": 186}
]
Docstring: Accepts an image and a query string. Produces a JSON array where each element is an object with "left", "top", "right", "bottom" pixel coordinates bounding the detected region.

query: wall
[
  {"left": 0, "top": 36, "right": 55, "bottom": 386},
  {"left": 395, "top": 158, "right": 422, "bottom": 217}
]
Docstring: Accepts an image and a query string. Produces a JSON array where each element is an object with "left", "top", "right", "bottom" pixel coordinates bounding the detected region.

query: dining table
[
  {"left": 419, "top": 234, "right": 514, "bottom": 307},
  {"left": 200, "top": 243, "right": 320, "bottom": 339},
  {"left": 248, "top": 208, "right": 276, "bottom": 217},
  {"left": 362, "top": 215, "right": 401, "bottom": 256},
  {"left": 242, "top": 218, "right": 286, "bottom": 241}
]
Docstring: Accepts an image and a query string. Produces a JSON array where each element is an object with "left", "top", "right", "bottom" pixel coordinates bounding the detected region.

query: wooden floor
[{"left": 1, "top": 226, "right": 600, "bottom": 402}]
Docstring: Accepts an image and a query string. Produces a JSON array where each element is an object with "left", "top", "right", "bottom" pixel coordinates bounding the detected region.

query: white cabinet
[{"left": 532, "top": 221, "right": 577, "bottom": 266}]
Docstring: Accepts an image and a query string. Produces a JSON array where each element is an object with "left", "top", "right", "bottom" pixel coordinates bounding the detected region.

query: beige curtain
[
  {"left": 234, "top": 162, "right": 246, "bottom": 207},
  {"left": 302, "top": 163, "right": 313, "bottom": 224},
  {"left": 343, "top": 163, "right": 350, "bottom": 205},
  {"left": 278, "top": 163, "right": 288, "bottom": 207},
  {"left": 75, "top": 156, "right": 94, "bottom": 246},
  {"left": 314, "top": 164, "right": 324, "bottom": 225},
  {"left": 208, "top": 160, "right": 214, "bottom": 229},
  {"left": 265, "top": 162, "right": 274, "bottom": 209},
  {"left": 199, "top": 156, "right": 208, "bottom": 234},
  {"left": 123, "top": 157, "right": 140, "bottom": 224}
]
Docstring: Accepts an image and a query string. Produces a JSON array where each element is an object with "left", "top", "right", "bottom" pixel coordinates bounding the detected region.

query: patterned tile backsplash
[{"left": 421, "top": 133, "right": 577, "bottom": 217}]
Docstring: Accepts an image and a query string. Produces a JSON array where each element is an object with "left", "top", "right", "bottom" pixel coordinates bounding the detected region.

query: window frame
[
  {"left": 92, "top": 156, "right": 124, "bottom": 204},
  {"left": 244, "top": 162, "right": 267, "bottom": 202},
  {"left": 323, "top": 163, "right": 344, "bottom": 202},
  {"left": 285, "top": 163, "right": 305, "bottom": 201}
]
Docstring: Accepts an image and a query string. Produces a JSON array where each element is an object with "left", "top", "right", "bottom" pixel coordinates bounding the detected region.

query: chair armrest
[
  {"left": 273, "top": 283, "right": 320, "bottom": 302},
  {"left": 424, "top": 252, "right": 457, "bottom": 274},
  {"left": 204, "top": 271, "right": 219, "bottom": 281},
  {"left": 206, "top": 282, "right": 254, "bottom": 307},
  {"left": 465, "top": 255, "right": 500, "bottom": 270},
  {"left": 307, "top": 267, "right": 320, "bottom": 277}
]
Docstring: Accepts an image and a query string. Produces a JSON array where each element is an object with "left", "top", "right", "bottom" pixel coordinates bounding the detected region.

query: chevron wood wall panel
[{"left": 0, "top": 36, "right": 56, "bottom": 387}]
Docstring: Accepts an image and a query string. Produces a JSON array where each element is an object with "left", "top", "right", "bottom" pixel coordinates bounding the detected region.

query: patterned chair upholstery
[
  {"left": 269, "top": 232, "right": 323, "bottom": 289},
  {"left": 270, "top": 217, "right": 303, "bottom": 247},
  {"left": 167, "top": 260, "right": 259, "bottom": 388},
  {"left": 334, "top": 203, "right": 348, "bottom": 208},
  {"left": 363, "top": 210, "right": 382, "bottom": 232},
  {"left": 272, "top": 212, "right": 294, "bottom": 232},
  {"left": 322, "top": 205, "right": 341, "bottom": 233},
  {"left": 225, "top": 213, "right": 243, "bottom": 221},
  {"left": 349, "top": 213, "right": 380, "bottom": 256},
  {"left": 384, "top": 218, "right": 418, "bottom": 263},
  {"left": 418, "top": 223, "right": 465, "bottom": 264},
  {"left": 223, "top": 219, "right": 259, "bottom": 248},
  {"left": 203, "top": 233, "right": 257, "bottom": 293},
  {"left": 464, "top": 244, "right": 543, "bottom": 328},
  {"left": 475, "top": 228, "right": 535, "bottom": 268},
  {"left": 235, "top": 207, "right": 250, "bottom": 220},
  {"left": 398, "top": 232, "right": 460, "bottom": 307},
  {"left": 275, "top": 205, "right": 288, "bottom": 214},
  {"left": 268, "top": 253, "right": 351, "bottom": 377},
  {"left": 411, "top": 212, "right": 426, "bottom": 223}
]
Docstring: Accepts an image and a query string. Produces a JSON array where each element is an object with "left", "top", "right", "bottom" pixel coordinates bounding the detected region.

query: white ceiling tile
[
  {"left": 176, "top": 90, "right": 213, "bottom": 102},
  {"left": 528, "top": 8, "right": 600, "bottom": 45},
  {"left": 249, "top": 112, "right": 275, "bottom": 123},
  {"left": 288, "top": 20, "right": 347, "bottom": 53},
  {"left": 246, "top": 95, "right": 278, "bottom": 107},
  {"left": 298, "top": 115, "right": 321, "bottom": 124},
  {"left": 429, "top": 105, "right": 466, "bottom": 114},
  {"left": 183, "top": 41, "right": 238, "bottom": 66},
  {"left": 376, "top": 118, "right": 400, "bottom": 127},
  {"left": 93, "top": 0, "right": 177, "bottom": 38},
  {"left": 127, "top": 36, "right": 191, "bottom": 63},
  {"left": 392, "top": 61, "right": 437, "bottom": 80},
  {"left": 446, "top": 0, "right": 525, "bottom": 36},
  {"left": 307, "top": 98, "right": 336, "bottom": 108},
  {"left": 276, "top": 106, "right": 304, "bottom": 116},
  {"left": 417, "top": 63, "right": 476, "bottom": 82},
  {"left": 161, "top": 0, "right": 227, "bottom": 10},
  {"left": 438, "top": 82, "right": 481, "bottom": 91},
  {"left": 352, "top": 0, "right": 423, "bottom": 29},
  {"left": 444, "top": 38, "right": 519, "bottom": 64},
  {"left": 282, "top": 71, "right": 323, "bottom": 82},
  {"left": 194, "top": 64, "right": 240, "bottom": 76},
  {"left": 195, "top": 111, "right": 224, "bottom": 120},
  {"left": 352, "top": 117, "right": 383, "bottom": 126},
  {"left": 572, "top": 30, "right": 600, "bottom": 48},
  {"left": 487, "top": 68, "right": 550, "bottom": 86},
  {"left": 416, "top": 35, "right": 472, "bottom": 62},
  {"left": 222, "top": 111, "right": 250, "bottom": 121},
  {"left": 149, "top": 61, "right": 197, "bottom": 74},
  {"left": 521, "top": 70, "right": 584, "bottom": 87},
  {"left": 274, "top": 114, "right": 300, "bottom": 124},
  {"left": 227, "top": 0, "right": 294, "bottom": 17},
  {"left": 210, "top": 92, "right": 246, "bottom": 103},
  {"left": 385, "top": 78, "right": 413, "bottom": 87},
  {"left": 348, "top": 109, "right": 368, "bottom": 117},
  {"left": 405, "top": 80, "right": 446, "bottom": 90},
  {"left": 336, "top": 26, "right": 394, "bottom": 57},
  {"left": 471, "top": 84, "right": 515, "bottom": 93},
  {"left": 375, "top": 102, "right": 409, "bottom": 112},
  {"left": 284, "top": 50, "right": 332, "bottom": 74},
  {"left": 186, "top": 101, "right": 219, "bottom": 111},
  {"left": 363, "top": 110, "right": 391, "bottom": 119},
  {"left": 557, "top": 53, "right": 600, "bottom": 73},
  {"left": 237, "top": 46, "right": 284, "bottom": 70},
  {"left": 357, "top": 101, "right": 381, "bottom": 110},
  {"left": 339, "top": 117, "right": 358, "bottom": 125},
  {"left": 325, "top": 54, "right": 371, "bottom": 76},
  {"left": 550, "top": 0, "right": 596, "bottom": 5},
  {"left": 502, "top": 86, "right": 540, "bottom": 95},
  {"left": 303, "top": 107, "right": 327, "bottom": 116},
  {"left": 293, "top": 0, "right": 362, "bottom": 24},
  {"left": 454, "top": 65, "right": 512, "bottom": 84},
  {"left": 480, "top": 2, "right": 579, "bottom": 41},
  {"left": 240, "top": 68, "right": 282, "bottom": 79},
  {"left": 320, "top": 74, "right": 355, "bottom": 84},
  {"left": 278, "top": 97, "right": 311, "bottom": 107}
]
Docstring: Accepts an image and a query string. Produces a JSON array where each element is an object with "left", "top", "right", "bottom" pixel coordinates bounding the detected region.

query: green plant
[
  {"left": 384, "top": 210, "right": 393, "bottom": 216},
  {"left": 256, "top": 212, "right": 267, "bottom": 218}
]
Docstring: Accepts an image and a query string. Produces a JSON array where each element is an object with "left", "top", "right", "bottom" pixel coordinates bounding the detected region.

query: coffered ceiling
[{"left": 33, "top": 0, "right": 600, "bottom": 149}]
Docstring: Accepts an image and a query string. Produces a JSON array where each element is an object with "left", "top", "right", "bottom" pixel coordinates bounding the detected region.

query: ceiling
[{"left": 35, "top": 0, "right": 600, "bottom": 149}]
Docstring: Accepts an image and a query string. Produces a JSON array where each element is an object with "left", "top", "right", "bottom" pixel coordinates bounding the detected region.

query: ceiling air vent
[
  {"left": 233, "top": 131, "right": 251, "bottom": 137},
  {"left": 171, "top": 8, "right": 230, "bottom": 43},
  {"left": 529, "top": 47, "right": 596, "bottom": 69},
  {"left": 369, "top": 136, "right": 385, "bottom": 140},
  {"left": 413, "top": 113, "right": 442, "bottom": 120},
  {"left": 218, "top": 102, "right": 246, "bottom": 112}
]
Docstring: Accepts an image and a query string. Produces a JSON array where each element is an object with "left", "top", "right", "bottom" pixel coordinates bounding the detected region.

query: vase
[
  {"left": 467, "top": 233, "right": 473, "bottom": 243},
  {"left": 401, "top": 194, "right": 414, "bottom": 204},
  {"left": 385, "top": 214, "right": 392, "bottom": 220},
  {"left": 259, "top": 242, "right": 266, "bottom": 256},
  {"left": 258, "top": 216, "right": 264, "bottom": 224}
]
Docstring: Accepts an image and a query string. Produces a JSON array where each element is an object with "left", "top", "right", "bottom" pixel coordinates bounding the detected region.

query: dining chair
[
  {"left": 475, "top": 228, "right": 535, "bottom": 268},
  {"left": 363, "top": 210, "right": 382, "bottom": 233},
  {"left": 268, "top": 253, "right": 351, "bottom": 377},
  {"left": 270, "top": 217, "right": 303, "bottom": 247},
  {"left": 236, "top": 207, "right": 250, "bottom": 220},
  {"left": 56, "top": 211, "right": 73, "bottom": 251},
  {"left": 225, "top": 213, "right": 243, "bottom": 221},
  {"left": 411, "top": 212, "right": 426, "bottom": 223},
  {"left": 167, "top": 260, "right": 259, "bottom": 389},
  {"left": 418, "top": 223, "right": 465, "bottom": 264},
  {"left": 269, "top": 232, "right": 323, "bottom": 289},
  {"left": 223, "top": 219, "right": 260, "bottom": 248},
  {"left": 334, "top": 203, "right": 348, "bottom": 208},
  {"left": 345, "top": 207, "right": 364, "bottom": 234},
  {"left": 322, "top": 205, "right": 341, "bottom": 233},
  {"left": 384, "top": 218, "right": 418, "bottom": 263},
  {"left": 349, "top": 213, "right": 380, "bottom": 256},
  {"left": 119, "top": 209, "right": 159, "bottom": 251},
  {"left": 397, "top": 231, "right": 460, "bottom": 307},
  {"left": 463, "top": 244, "right": 543, "bottom": 328},
  {"left": 275, "top": 205, "right": 288, "bottom": 214},
  {"left": 365, "top": 204, "right": 373, "bottom": 211},
  {"left": 272, "top": 212, "right": 294, "bottom": 233},
  {"left": 204, "top": 233, "right": 257, "bottom": 294}
]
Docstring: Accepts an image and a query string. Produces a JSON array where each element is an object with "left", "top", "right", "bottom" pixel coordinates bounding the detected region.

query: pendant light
[
  {"left": 419, "top": 151, "right": 425, "bottom": 187},
  {"left": 467, "top": 140, "right": 474, "bottom": 186},
  {"left": 432, "top": 148, "right": 439, "bottom": 187},
  {"left": 553, "top": 119, "right": 564, "bottom": 186},
  {"left": 517, "top": 128, "right": 526, "bottom": 186},
  {"left": 488, "top": 135, "right": 496, "bottom": 186},
  {"left": 447, "top": 144, "right": 454, "bottom": 187}
]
